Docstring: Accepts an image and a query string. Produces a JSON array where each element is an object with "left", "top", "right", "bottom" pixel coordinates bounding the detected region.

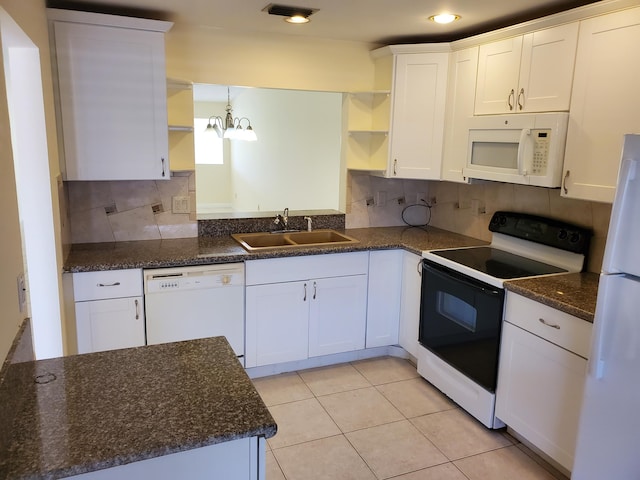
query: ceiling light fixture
[
  {"left": 429, "top": 13, "right": 461, "bottom": 24},
  {"left": 205, "top": 87, "right": 257, "bottom": 141},
  {"left": 263, "top": 3, "right": 318, "bottom": 24}
]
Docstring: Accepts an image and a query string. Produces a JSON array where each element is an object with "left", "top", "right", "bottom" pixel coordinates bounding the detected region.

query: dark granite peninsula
[{"left": 0, "top": 335, "right": 276, "bottom": 479}]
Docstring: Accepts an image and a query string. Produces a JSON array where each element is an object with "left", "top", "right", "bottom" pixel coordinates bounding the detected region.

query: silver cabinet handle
[
  {"left": 303, "top": 283, "right": 307, "bottom": 302},
  {"left": 97, "top": 282, "right": 121, "bottom": 287},
  {"left": 563, "top": 170, "right": 570, "bottom": 194},
  {"left": 517, "top": 88, "right": 525, "bottom": 111},
  {"left": 393, "top": 159, "right": 397, "bottom": 176},
  {"left": 135, "top": 299, "right": 140, "bottom": 320},
  {"left": 417, "top": 260, "right": 423, "bottom": 277},
  {"left": 539, "top": 318, "right": 560, "bottom": 329},
  {"left": 507, "top": 89, "right": 515, "bottom": 111},
  {"left": 161, "top": 157, "right": 166, "bottom": 177},
  {"left": 313, "top": 281, "right": 317, "bottom": 300}
]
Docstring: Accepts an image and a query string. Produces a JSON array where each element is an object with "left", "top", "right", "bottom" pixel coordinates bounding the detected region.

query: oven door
[{"left": 419, "top": 260, "right": 505, "bottom": 392}]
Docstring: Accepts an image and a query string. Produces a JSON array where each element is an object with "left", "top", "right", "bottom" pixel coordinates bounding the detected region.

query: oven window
[{"left": 437, "top": 291, "right": 477, "bottom": 332}]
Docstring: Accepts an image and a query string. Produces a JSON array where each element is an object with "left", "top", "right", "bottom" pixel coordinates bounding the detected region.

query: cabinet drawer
[
  {"left": 73, "top": 269, "right": 143, "bottom": 301},
  {"left": 246, "top": 252, "right": 369, "bottom": 285},
  {"left": 504, "top": 292, "right": 592, "bottom": 358}
]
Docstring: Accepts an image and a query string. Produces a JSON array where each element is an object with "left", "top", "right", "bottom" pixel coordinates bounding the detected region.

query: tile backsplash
[
  {"left": 65, "top": 169, "right": 611, "bottom": 273},
  {"left": 67, "top": 171, "right": 197, "bottom": 243},
  {"left": 345, "top": 171, "right": 611, "bottom": 273}
]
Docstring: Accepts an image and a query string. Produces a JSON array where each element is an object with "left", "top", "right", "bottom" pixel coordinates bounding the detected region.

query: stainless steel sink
[{"left": 232, "top": 229, "right": 359, "bottom": 251}]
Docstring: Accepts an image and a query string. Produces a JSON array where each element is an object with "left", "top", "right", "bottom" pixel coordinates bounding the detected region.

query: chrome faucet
[
  {"left": 274, "top": 207, "right": 290, "bottom": 230},
  {"left": 304, "top": 216, "right": 312, "bottom": 232}
]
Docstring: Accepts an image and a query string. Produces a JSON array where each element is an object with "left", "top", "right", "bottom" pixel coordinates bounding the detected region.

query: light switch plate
[{"left": 172, "top": 196, "right": 190, "bottom": 214}]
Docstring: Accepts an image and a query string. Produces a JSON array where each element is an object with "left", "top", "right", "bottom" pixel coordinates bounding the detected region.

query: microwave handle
[{"left": 516, "top": 128, "right": 531, "bottom": 176}]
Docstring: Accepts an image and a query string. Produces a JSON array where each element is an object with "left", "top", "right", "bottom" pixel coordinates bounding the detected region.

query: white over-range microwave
[{"left": 462, "top": 112, "right": 569, "bottom": 187}]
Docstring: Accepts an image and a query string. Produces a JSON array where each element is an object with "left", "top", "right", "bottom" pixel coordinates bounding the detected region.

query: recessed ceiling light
[
  {"left": 263, "top": 4, "right": 318, "bottom": 24},
  {"left": 285, "top": 14, "right": 310, "bottom": 24},
  {"left": 429, "top": 13, "right": 461, "bottom": 24}
]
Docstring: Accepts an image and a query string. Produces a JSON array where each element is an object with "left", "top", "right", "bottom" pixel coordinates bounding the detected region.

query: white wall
[{"left": 229, "top": 88, "right": 342, "bottom": 212}]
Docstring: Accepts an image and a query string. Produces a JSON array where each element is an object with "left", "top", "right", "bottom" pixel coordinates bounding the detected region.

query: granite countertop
[
  {"left": 0, "top": 337, "right": 277, "bottom": 479},
  {"left": 505, "top": 272, "right": 599, "bottom": 322},
  {"left": 62, "top": 226, "right": 488, "bottom": 273}
]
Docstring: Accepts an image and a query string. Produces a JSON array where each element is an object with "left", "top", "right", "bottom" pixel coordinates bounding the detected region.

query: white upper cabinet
[
  {"left": 441, "top": 46, "right": 479, "bottom": 183},
  {"left": 48, "top": 10, "right": 172, "bottom": 180},
  {"left": 475, "top": 23, "right": 578, "bottom": 115},
  {"left": 562, "top": 6, "right": 640, "bottom": 203},
  {"left": 388, "top": 52, "right": 449, "bottom": 179}
]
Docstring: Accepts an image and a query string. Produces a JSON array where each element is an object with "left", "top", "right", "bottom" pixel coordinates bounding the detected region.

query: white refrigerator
[{"left": 572, "top": 134, "right": 640, "bottom": 479}]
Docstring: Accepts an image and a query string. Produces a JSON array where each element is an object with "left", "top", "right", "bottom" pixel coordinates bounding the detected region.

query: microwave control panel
[{"left": 531, "top": 130, "right": 551, "bottom": 175}]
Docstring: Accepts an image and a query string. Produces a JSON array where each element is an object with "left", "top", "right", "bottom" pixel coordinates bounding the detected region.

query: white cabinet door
[
  {"left": 496, "top": 321, "right": 587, "bottom": 471},
  {"left": 388, "top": 53, "right": 449, "bottom": 179},
  {"left": 75, "top": 296, "right": 145, "bottom": 354},
  {"left": 441, "top": 47, "right": 478, "bottom": 183},
  {"left": 53, "top": 21, "right": 169, "bottom": 180},
  {"left": 366, "top": 250, "right": 402, "bottom": 348},
  {"left": 475, "top": 36, "right": 523, "bottom": 115},
  {"left": 308, "top": 275, "right": 368, "bottom": 357},
  {"left": 399, "top": 252, "right": 423, "bottom": 358},
  {"left": 562, "top": 7, "right": 640, "bottom": 203},
  {"left": 518, "top": 23, "right": 578, "bottom": 113},
  {"left": 475, "top": 23, "right": 577, "bottom": 115},
  {"left": 245, "top": 282, "right": 309, "bottom": 368}
]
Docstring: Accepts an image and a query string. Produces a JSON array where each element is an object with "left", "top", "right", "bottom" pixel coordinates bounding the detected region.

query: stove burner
[{"left": 432, "top": 246, "right": 566, "bottom": 279}]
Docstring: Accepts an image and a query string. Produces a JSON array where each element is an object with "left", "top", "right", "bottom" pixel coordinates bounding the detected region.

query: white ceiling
[{"left": 51, "top": 0, "right": 599, "bottom": 45}]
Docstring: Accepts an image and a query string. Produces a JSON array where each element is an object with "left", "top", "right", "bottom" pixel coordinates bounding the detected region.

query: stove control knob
[
  {"left": 570, "top": 232, "right": 581, "bottom": 244},
  {"left": 558, "top": 229, "right": 568, "bottom": 240}
]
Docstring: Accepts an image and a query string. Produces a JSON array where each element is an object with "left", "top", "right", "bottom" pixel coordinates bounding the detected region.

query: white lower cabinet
[
  {"left": 366, "top": 250, "right": 403, "bottom": 348},
  {"left": 245, "top": 252, "right": 369, "bottom": 368},
  {"left": 496, "top": 293, "right": 592, "bottom": 472},
  {"left": 398, "top": 251, "right": 423, "bottom": 358},
  {"left": 68, "top": 269, "right": 146, "bottom": 354}
]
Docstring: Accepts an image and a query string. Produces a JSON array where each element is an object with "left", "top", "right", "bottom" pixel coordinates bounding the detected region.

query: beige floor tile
[
  {"left": 346, "top": 420, "right": 448, "bottom": 479},
  {"left": 252, "top": 372, "right": 314, "bottom": 406},
  {"left": 317, "top": 386, "right": 404, "bottom": 432},
  {"left": 265, "top": 450, "right": 286, "bottom": 480},
  {"left": 376, "top": 377, "right": 456, "bottom": 418},
  {"left": 352, "top": 356, "right": 419, "bottom": 385},
  {"left": 273, "top": 435, "right": 376, "bottom": 480},
  {"left": 454, "top": 445, "right": 558, "bottom": 480},
  {"left": 515, "top": 443, "right": 569, "bottom": 480},
  {"left": 267, "top": 398, "right": 341, "bottom": 449},
  {"left": 411, "top": 409, "right": 512, "bottom": 460},
  {"left": 392, "top": 463, "right": 469, "bottom": 480},
  {"left": 299, "top": 363, "right": 371, "bottom": 396}
]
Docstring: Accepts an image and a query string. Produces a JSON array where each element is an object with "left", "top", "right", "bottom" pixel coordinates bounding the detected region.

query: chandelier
[{"left": 205, "top": 87, "right": 257, "bottom": 141}]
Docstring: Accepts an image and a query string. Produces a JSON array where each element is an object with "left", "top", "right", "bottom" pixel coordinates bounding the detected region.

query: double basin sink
[{"left": 232, "top": 229, "right": 359, "bottom": 252}]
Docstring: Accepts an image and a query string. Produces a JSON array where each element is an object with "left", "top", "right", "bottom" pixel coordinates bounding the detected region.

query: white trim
[{"left": 46, "top": 8, "right": 173, "bottom": 33}]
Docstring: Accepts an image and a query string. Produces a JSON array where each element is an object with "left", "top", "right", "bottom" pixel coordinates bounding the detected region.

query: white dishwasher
[{"left": 144, "top": 263, "right": 245, "bottom": 364}]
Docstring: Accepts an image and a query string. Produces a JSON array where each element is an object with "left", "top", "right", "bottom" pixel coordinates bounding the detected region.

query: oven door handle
[{"left": 425, "top": 261, "right": 502, "bottom": 296}]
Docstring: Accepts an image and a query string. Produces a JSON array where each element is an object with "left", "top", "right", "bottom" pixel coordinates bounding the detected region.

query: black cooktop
[{"left": 432, "top": 246, "right": 567, "bottom": 279}]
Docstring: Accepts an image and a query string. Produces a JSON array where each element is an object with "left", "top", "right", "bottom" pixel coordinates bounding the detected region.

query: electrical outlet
[{"left": 16, "top": 274, "right": 26, "bottom": 313}]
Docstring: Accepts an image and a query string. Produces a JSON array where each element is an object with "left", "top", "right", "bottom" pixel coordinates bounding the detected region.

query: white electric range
[{"left": 417, "top": 211, "right": 591, "bottom": 428}]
